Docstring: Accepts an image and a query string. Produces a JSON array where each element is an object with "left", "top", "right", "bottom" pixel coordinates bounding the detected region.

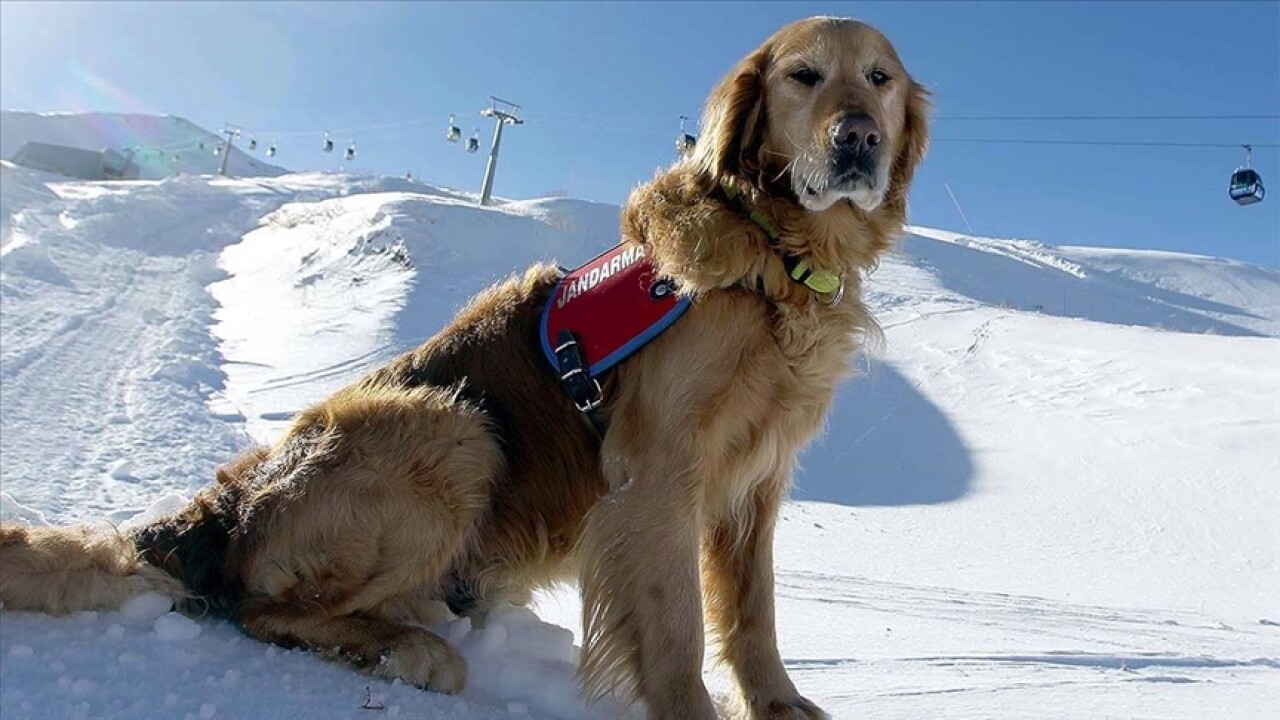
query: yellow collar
[{"left": 720, "top": 183, "right": 845, "bottom": 304}]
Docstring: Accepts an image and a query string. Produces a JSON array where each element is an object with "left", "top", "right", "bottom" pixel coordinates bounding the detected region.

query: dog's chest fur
[
  {"left": 615, "top": 176, "right": 888, "bottom": 524},
  {"left": 646, "top": 284, "right": 870, "bottom": 523}
]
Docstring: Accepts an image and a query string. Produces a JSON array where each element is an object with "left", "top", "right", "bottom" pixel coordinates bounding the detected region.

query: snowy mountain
[
  {"left": 1, "top": 169, "right": 1277, "bottom": 719},
  {"left": 1, "top": 111, "right": 288, "bottom": 180}
]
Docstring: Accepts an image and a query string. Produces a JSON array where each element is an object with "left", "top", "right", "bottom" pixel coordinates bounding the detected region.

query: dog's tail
[
  {"left": 0, "top": 449, "right": 263, "bottom": 616},
  {"left": 0, "top": 523, "right": 185, "bottom": 615}
]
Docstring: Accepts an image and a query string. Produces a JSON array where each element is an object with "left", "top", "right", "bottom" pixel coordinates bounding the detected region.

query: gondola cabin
[
  {"left": 677, "top": 133, "right": 697, "bottom": 157},
  {"left": 1229, "top": 168, "right": 1265, "bottom": 206},
  {"left": 676, "top": 115, "right": 697, "bottom": 157}
]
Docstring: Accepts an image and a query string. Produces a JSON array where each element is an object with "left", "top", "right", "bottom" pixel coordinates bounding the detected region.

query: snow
[
  {"left": 906, "top": 225, "right": 1280, "bottom": 336},
  {"left": 1, "top": 151, "right": 1278, "bottom": 718},
  {"left": 153, "top": 613, "right": 203, "bottom": 643}
]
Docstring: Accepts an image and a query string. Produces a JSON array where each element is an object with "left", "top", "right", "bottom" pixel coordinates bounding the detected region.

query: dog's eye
[
  {"left": 868, "top": 69, "right": 892, "bottom": 87},
  {"left": 789, "top": 67, "right": 823, "bottom": 87}
]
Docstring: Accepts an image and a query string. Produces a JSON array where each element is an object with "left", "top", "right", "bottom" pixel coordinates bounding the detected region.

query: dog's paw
[
  {"left": 376, "top": 630, "right": 468, "bottom": 694},
  {"left": 754, "top": 696, "right": 829, "bottom": 720}
]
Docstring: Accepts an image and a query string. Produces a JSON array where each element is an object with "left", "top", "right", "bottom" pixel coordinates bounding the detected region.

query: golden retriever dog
[{"left": 0, "top": 16, "right": 928, "bottom": 719}]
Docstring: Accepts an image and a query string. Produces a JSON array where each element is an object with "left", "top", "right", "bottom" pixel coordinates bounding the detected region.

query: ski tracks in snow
[
  {"left": 0, "top": 182, "right": 290, "bottom": 522},
  {"left": 773, "top": 569, "right": 1280, "bottom": 718},
  {"left": 1, "top": 236, "right": 244, "bottom": 521}
]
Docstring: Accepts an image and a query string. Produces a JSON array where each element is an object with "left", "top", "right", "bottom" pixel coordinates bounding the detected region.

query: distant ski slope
[
  {"left": 1, "top": 170, "right": 1277, "bottom": 719},
  {"left": 1, "top": 111, "right": 288, "bottom": 179},
  {"left": 907, "top": 225, "right": 1280, "bottom": 336}
]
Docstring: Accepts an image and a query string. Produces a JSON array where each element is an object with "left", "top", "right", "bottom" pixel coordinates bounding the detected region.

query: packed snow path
[{"left": 0, "top": 179, "right": 267, "bottom": 521}]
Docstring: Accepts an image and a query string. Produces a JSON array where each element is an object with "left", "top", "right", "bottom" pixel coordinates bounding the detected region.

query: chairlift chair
[
  {"left": 466, "top": 129, "right": 480, "bottom": 154},
  {"left": 248, "top": 138, "right": 258, "bottom": 151},
  {"left": 446, "top": 114, "right": 462, "bottom": 142},
  {"left": 323, "top": 133, "right": 335, "bottom": 153},
  {"left": 344, "top": 143, "right": 356, "bottom": 161},
  {"left": 1229, "top": 146, "right": 1265, "bottom": 206},
  {"left": 266, "top": 143, "right": 277, "bottom": 158}
]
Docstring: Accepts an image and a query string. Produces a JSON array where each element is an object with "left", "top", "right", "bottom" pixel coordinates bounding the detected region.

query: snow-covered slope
[
  {"left": 1, "top": 171, "right": 1277, "bottom": 720},
  {"left": 1, "top": 111, "right": 288, "bottom": 179},
  {"left": 907, "top": 225, "right": 1280, "bottom": 336}
]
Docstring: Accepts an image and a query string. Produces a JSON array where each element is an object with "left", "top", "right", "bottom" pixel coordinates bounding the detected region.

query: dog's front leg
[
  {"left": 577, "top": 435, "right": 718, "bottom": 720},
  {"left": 704, "top": 477, "right": 827, "bottom": 720}
]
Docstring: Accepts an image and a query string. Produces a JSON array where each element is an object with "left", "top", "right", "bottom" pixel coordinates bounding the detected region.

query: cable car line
[
  {"left": 936, "top": 113, "right": 1280, "bottom": 121},
  {"left": 934, "top": 138, "right": 1280, "bottom": 149}
]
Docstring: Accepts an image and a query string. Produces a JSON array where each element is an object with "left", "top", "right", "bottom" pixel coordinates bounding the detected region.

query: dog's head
[{"left": 694, "top": 17, "right": 930, "bottom": 217}]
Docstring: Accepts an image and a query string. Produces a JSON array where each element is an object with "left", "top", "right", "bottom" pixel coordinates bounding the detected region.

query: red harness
[{"left": 540, "top": 243, "right": 690, "bottom": 377}]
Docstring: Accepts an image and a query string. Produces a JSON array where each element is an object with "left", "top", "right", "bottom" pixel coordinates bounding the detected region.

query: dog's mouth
[
  {"left": 800, "top": 167, "right": 882, "bottom": 212},
  {"left": 804, "top": 168, "right": 872, "bottom": 197}
]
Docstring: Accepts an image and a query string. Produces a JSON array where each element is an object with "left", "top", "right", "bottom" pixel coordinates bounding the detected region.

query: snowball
[
  {"left": 488, "top": 603, "right": 539, "bottom": 629},
  {"left": 7, "top": 644, "right": 33, "bottom": 658},
  {"left": 459, "top": 623, "right": 506, "bottom": 658},
  {"left": 0, "top": 492, "right": 48, "bottom": 526},
  {"left": 441, "top": 616, "right": 472, "bottom": 645},
  {"left": 154, "top": 612, "right": 202, "bottom": 642},
  {"left": 121, "top": 591, "right": 173, "bottom": 622},
  {"left": 106, "top": 459, "right": 138, "bottom": 481},
  {"left": 106, "top": 623, "right": 125, "bottom": 640},
  {"left": 120, "top": 492, "right": 189, "bottom": 530},
  {"left": 200, "top": 702, "right": 217, "bottom": 719}
]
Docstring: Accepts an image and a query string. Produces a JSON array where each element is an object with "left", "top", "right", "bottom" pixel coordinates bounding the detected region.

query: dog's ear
[
  {"left": 693, "top": 43, "right": 771, "bottom": 187},
  {"left": 884, "top": 81, "right": 931, "bottom": 218}
]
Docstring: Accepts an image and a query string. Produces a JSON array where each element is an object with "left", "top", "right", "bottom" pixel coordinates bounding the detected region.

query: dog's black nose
[{"left": 832, "top": 114, "right": 881, "bottom": 155}]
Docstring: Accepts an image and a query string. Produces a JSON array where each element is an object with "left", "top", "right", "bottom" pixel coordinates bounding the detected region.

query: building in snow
[{"left": 10, "top": 141, "right": 140, "bottom": 180}]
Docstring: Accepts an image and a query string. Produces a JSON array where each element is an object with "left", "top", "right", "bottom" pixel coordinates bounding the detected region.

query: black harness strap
[{"left": 554, "top": 329, "right": 608, "bottom": 437}]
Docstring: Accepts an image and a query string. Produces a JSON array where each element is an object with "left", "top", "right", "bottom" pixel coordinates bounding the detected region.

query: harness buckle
[
  {"left": 571, "top": 377, "right": 604, "bottom": 413},
  {"left": 554, "top": 329, "right": 606, "bottom": 431}
]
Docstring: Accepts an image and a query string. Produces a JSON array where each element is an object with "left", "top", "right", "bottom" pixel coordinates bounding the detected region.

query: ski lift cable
[
  {"left": 936, "top": 113, "right": 1280, "bottom": 121},
  {"left": 246, "top": 118, "right": 434, "bottom": 139},
  {"left": 233, "top": 111, "right": 1279, "bottom": 148},
  {"left": 230, "top": 108, "right": 1280, "bottom": 142},
  {"left": 520, "top": 108, "right": 1280, "bottom": 121},
  {"left": 933, "top": 138, "right": 1280, "bottom": 149},
  {"left": 124, "top": 139, "right": 217, "bottom": 160}
]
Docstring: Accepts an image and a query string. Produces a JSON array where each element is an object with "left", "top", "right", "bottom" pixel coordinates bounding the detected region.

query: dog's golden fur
[{"left": 0, "top": 17, "right": 927, "bottom": 719}]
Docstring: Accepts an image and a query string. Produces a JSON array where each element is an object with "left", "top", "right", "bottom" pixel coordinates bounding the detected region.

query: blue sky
[{"left": 2, "top": 1, "right": 1277, "bottom": 265}]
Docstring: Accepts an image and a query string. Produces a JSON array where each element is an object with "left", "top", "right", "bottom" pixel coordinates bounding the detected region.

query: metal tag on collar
[{"left": 820, "top": 276, "right": 846, "bottom": 307}]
